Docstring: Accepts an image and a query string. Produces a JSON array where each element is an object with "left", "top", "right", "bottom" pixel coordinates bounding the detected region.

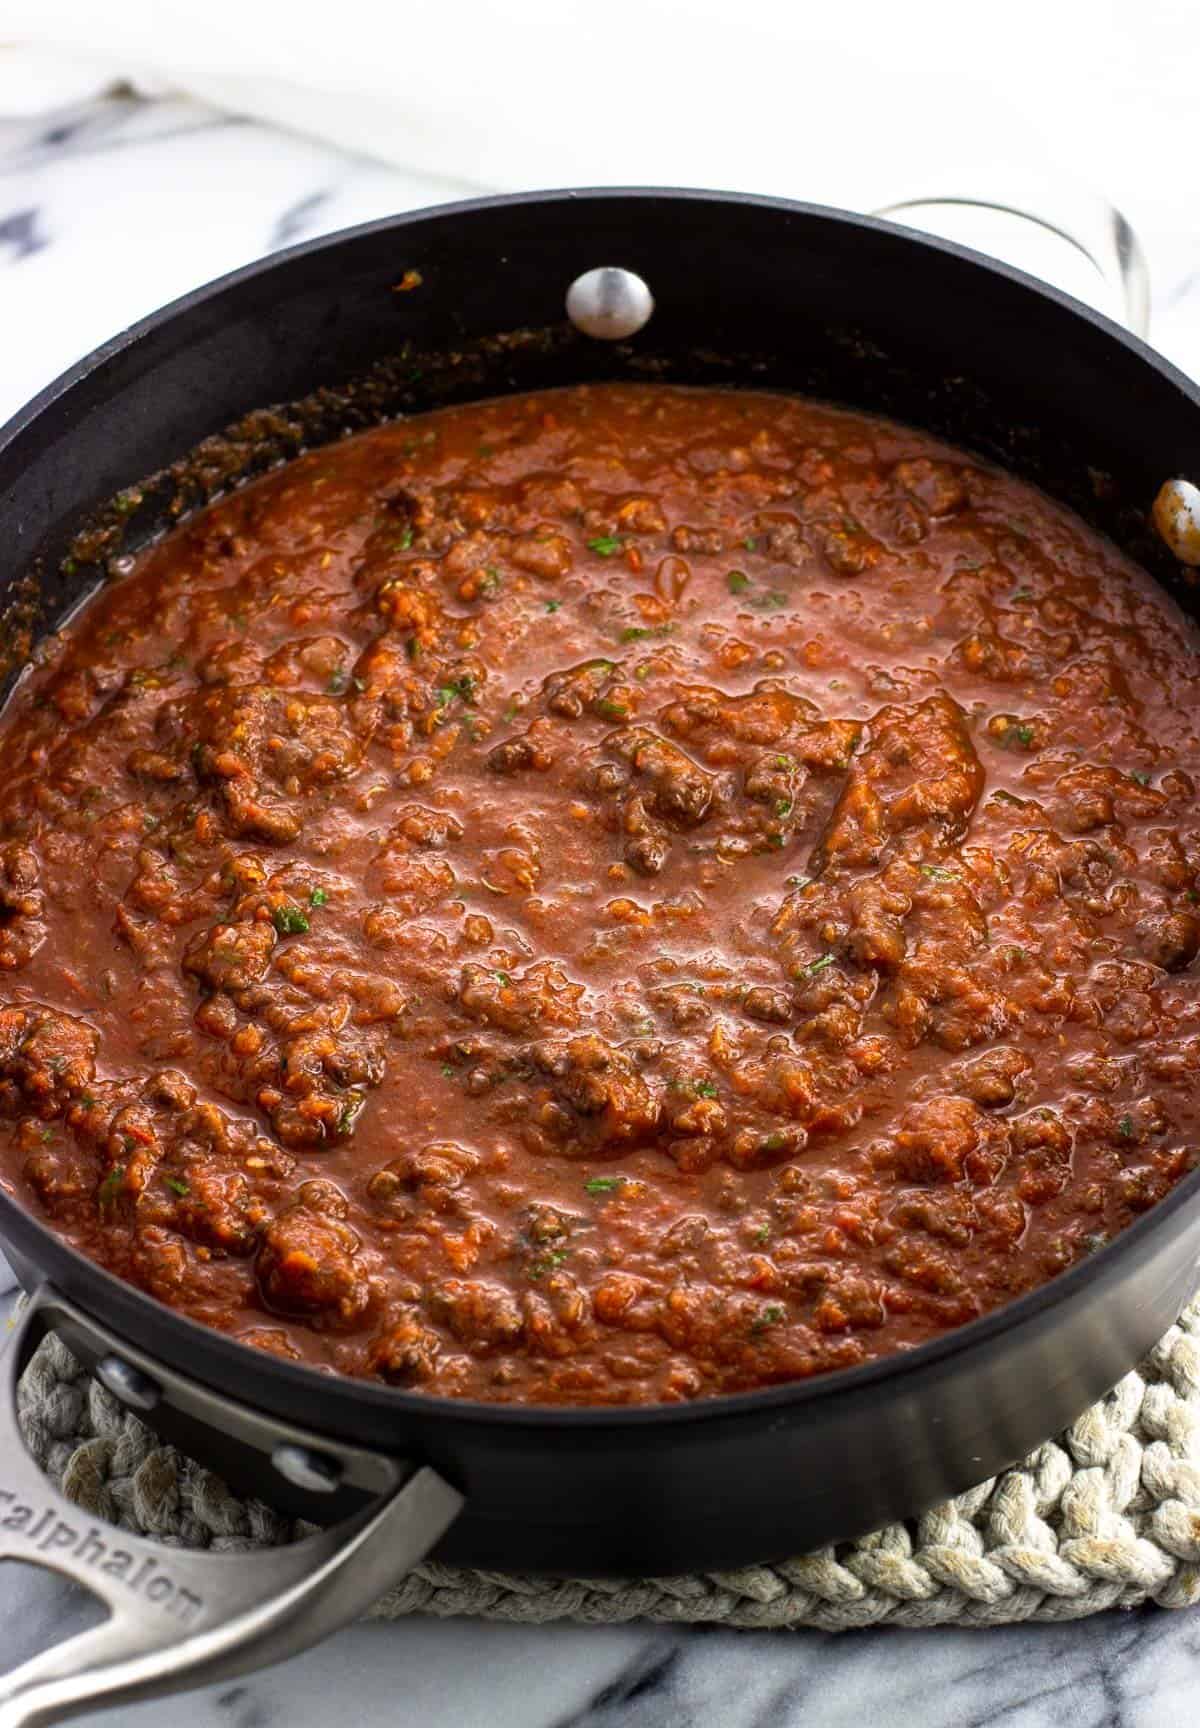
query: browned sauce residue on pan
[{"left": 1, "top": 383, "right": 1198, "bottom": 1404}]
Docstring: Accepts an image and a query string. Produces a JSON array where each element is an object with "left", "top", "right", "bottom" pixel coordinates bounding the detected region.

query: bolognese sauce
[{"left": 0, "top": 383, "right": 1197, "bottom": 1404}]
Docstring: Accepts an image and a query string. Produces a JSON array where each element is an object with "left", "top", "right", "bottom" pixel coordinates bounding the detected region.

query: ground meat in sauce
[{"left": 1, "top": 383, "right": 1199, "bottom": 1406}]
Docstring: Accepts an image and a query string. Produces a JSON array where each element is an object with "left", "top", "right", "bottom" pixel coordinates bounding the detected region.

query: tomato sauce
[{"left": 1, "top": 383, "right": 1198, "bottom": 1404}]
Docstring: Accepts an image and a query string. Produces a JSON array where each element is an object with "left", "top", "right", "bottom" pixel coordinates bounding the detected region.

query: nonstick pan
[{"left": 1, "top": 188, "right": 1199, "bottom": 1727}]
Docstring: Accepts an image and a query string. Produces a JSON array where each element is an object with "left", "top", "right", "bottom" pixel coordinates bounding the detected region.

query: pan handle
[
  {"left": 0, "top": 1287, "right": 463, "bottom": 1728},
  {"left": 870, "top": 188, "right": 1150, "bottom": 337}
]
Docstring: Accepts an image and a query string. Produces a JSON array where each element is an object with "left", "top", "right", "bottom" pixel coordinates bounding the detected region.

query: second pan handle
[{"left": 871, "top": 185, "right": 1149, "bottom": 336}]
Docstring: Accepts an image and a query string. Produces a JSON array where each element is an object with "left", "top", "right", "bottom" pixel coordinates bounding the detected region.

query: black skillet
[{"left": 1, "top": 189, "right": 1199, "bottom": 1725}]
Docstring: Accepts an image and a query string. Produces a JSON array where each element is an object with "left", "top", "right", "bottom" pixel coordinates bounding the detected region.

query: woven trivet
[{"left": 13, "top": 1301, "right": 1200, "bottom": 1632}]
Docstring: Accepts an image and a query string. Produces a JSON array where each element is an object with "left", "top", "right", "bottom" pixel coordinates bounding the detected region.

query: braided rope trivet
[{"left": 13, "top": 1302, "right": 1200, "bottom": 1631}]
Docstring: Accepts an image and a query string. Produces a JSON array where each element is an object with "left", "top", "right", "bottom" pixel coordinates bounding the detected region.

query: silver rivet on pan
[
  {"left": 565, "top": 267, "right": 654, "bottom": 340},
  {"left": 95, "top": 1354, "right": 162, "bottom": 1413},
  {"left": 1153, "top": 478, "right": 1200, "bottom": 565},
  {"left": 272, "top": 1442, "right": 344, "bottom": 1494}
]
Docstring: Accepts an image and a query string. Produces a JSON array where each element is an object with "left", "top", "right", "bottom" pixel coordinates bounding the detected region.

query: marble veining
[
  {"left": 0, "top": 207, "right": 46, "bottom": 261},
  {"left": 1, "top": 86, "right": 1200, "bottom": 1728}
]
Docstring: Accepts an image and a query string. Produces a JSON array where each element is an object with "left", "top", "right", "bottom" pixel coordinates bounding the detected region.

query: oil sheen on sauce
[{"left": 0, "top": 383, "right": 1197, "bottom": 1405}]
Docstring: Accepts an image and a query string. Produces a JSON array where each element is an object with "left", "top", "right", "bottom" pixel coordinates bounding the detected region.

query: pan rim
[{"left": 2, "top": 182, "right": 1199, "bottom": 1433}]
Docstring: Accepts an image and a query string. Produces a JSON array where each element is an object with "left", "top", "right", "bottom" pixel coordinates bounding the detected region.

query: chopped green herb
[
  {"left": 620, "top": 626, "right": 651, "bottom": 642},
  {"left": 503, "top": 701, "right": 519, "bottom": 723},
  {"left": 97, "top": 1165, "right": 125, "bottom": 1211},
  {"left": 775, "top": 797, "right": 793, "bottom": 817},
  {"left": 694, "top": 1078, "right": 719, "bottom": 1098},
  {"left": 528, "top": 1248, "right": 569, "bottom": 1280},
  {"left": 544, "top": 599, "right": 562, "bottom": 613},
  {"left": 762, "top": 1131, "right": 787, "bottom": 1152},
  {"left": 750, "top": 589, "right": 789, "bottom": 611},
  {"left": 1010, "top": 588, "right": 1034, "bottom": 602},
  {"left": 441, "top": 1064, "right": 455, "bottom": 1079},
  {"left": 336, "top": 1091, "right": 366, "bottom": 1136},
  {"left": 1001, "top": 722, "right": 1036, "bottom": 748},
  {"left": 1082, "top": 1231, "right": 1109, "bottom": 1255},
  {"left": 750, "top": 1303, "right": 786, "bottom": 1336},
  {"left": 727, "top": 570, "right": 751, "bottom": 594},
  {"left": 920, "top": 864, "right": 958, "bottom": 882},
  {"left": 744, "top": 538, "right": 758, "bottom": 552},
  {"left": 79, "top": 1094, "right": 97, "bottom": 1110},
  {"left": 436, "top": 675, "right": 477, "bottom": 707},
  {"left": 1118, "top": 1114, "right": 1135, "bottom": 1139},
  {"left": 1130, "top": 770, "right": 1151, "bottom": 786},
  {"left": 767, "top": 832, "right": 786, "bottom": 848},
  {"left": 597, "top": 698, "right": 629, "bottom": 720},
  {"left": 585, "top": 1176, "right": 625, "bottom": 1194},
  {"left": 753, "top": 1221, "right": 771, "bottom": 1244},
  {"left": 272, "top": 905, "right": 310, "bottom": 936},
  {"left": 327, "top": 667, "right": 349, "bottom": 694},
  {"left": 478, "top": 567, "right": 502, "bottom": 596},
  {"left": 587, "top": 536, "right": 624, "bottom": 557},
  {"left": 165, "top": 1176, "right": 190, "bottom": 1197},
  {"left": 395, "top": 528, "right": 415, "bottom": 550},
  {"left": 493, "top": 970, "right": 512, "bottom": 987},
  {"left": 800, "top": 953, "right": 836, "bottom": 979},
  {"left": 309, "top": 887, "right": 328, "bottom": 908}
]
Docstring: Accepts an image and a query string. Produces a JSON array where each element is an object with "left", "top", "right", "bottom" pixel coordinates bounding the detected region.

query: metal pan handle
[
  {"left": 0, "top": 1287, "right": 462, "bottom": 1728},
  {"left": 871, "top": 188, "right": 1150, "bottom": 337}
]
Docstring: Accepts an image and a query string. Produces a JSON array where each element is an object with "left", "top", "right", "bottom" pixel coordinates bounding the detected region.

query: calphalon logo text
[{"left": 0, "top": 1488, "right": 204, "bottom": 1624}]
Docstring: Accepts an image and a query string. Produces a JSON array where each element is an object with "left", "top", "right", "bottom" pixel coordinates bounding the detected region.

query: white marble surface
[{"left": 3, "top": 79, "right": 1200, "bottom": 1728}]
